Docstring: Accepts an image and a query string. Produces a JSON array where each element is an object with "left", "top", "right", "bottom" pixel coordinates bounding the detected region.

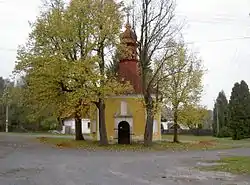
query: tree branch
[{"left": 58, "top": 81, "right": 73, "bottom": 92}]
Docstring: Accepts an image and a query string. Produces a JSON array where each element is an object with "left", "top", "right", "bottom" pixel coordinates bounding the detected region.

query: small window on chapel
[
  {"left": 121, "top": 101, "right": 128, "bottom": 116},
  {"left": 87, "top": 122, "right": 90, "bottom": 129}
]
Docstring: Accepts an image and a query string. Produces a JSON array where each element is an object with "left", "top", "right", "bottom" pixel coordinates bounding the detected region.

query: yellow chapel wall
[
  {"left": 105, "top": 96, "right": 146, "bottom": 141},
  {"left": 105, "top": 95, "right": 162, "bottom": 142},
  {"left": 90, "top": 95, "right": 162, "bottom": 142}
]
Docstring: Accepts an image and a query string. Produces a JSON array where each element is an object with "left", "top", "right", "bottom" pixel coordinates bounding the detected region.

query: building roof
[{"left": 120, "top": 23, "right": 137, "bottom": 45}]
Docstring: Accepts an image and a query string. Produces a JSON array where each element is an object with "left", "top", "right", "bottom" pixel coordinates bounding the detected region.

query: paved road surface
[{"left": 0, "top": 133, "right": 249, "bottom": 185}]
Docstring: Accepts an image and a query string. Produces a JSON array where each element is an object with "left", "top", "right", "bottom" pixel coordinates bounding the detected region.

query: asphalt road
[{"left": 0, "top": 133, "right": 250, "bottom": 185}]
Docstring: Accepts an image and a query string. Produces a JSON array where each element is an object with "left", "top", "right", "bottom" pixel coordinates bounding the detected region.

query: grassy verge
[
  {"left": 37, "top": 136, "right": 250, "bottom": 152},
  {"left": 162, "top": 135, "right": 216, "bottom": 142},
  {"left": 0, "top": 132, "right": 72, "bottom": 136},
  {"left": 162, "top": 135, "right": 250, "bottom": 147},
  {"left": 198, "top": 156, "right": 250, "bottom": 175},
  {"left": 0, "top": 132, "right": 90, "bottom": 138}
]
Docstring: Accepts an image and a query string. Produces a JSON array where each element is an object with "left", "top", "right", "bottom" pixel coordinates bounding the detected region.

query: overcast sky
[{"left": 0, "top": 0, "right": 250, "bottom": 109}]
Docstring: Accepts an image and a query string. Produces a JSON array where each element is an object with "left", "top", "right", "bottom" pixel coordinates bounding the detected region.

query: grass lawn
[
  {"left": 198, "top": 156, "right": 250, "bottom": 175},
  {"left": 162, "top": 134, "right": 250, "bottom": 148},
  {"left": 37, "top": 136, "right": 250, "bottom": 152},
  {"left": 0, "top": 131, "right": 89, "bottom": 138},
  {"left": 162, "top": 134, "right": 216, "bottom": 142},
  {"left": 0, "top": 132, "right": 72, "bottom": 136}
]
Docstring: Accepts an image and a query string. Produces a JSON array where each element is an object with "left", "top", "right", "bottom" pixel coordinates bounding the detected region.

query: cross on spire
[{"left": 125, "top": 6, "right": 132, "bottom": 24}]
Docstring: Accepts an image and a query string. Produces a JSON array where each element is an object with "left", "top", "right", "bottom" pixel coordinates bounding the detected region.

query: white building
[
  {"left": 161, "top": 121, "right": 190, "bottom": 133},
  {"left": 62, "top": 118, "right": 91, "bottom": 134}
]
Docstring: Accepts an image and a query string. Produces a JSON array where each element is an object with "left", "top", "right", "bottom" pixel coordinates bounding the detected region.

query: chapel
[{"left": 90, "top": 20, "right": 161, "bottom": 144}]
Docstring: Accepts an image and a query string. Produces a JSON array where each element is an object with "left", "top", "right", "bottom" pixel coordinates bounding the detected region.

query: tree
[
  {"left": 162, "top": 43, "right": 204, "bottom": 142},
  {"left": 0, "top": 78, "right": 15, "bottom": 132},
  {"left": 0, "top": 77, "right": 6, "bottom": 129},
  {"left": 106, "top": 51, "right": 120, "bottom": 78},
  {"left": 130, "top": 0, "right": 182, "bottom": 146},
  {"left": 15, "top": 0, "right": 129, "bottom": 143},
  {"left": 8, "top": 77, "right": 60, "bottom": 132},
  {"left": 212, "top": 91, "right": 230, "bottom": 137},
  {"left": 161, "top": 104, "right": 173, "bottom": 121},
  {"left": 239, "top": 80, "right": 250, "bottom": 137},
  {"left": 0, "top": 77, "right": 4, "bottom": 94},
  {"left": 179, "top": 104, "right": 209, "bottom": 129},
  {"left": 228, "top": 80, "right": 250, "bottom": 140},
  {"left": 89, "top": 0, "right": 126, "bottom": 145}
]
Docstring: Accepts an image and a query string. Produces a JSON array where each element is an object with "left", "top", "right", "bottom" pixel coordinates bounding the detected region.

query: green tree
[
  {"left": 0, "top": 78, "right": 15, "bottom": 132},
  {"left": 162, "top": 43, "right": 204, "bottom": 142},
  {"left": 8, "top": 77, "right": 59, "bottom": 132},
  {"left": 130, "top": 0, "right": 181, "bottom": 146},
  {"left": 0, "top": 77, "right": 6, "bottom": 129},
  {"left": 91, "top": 0, "right": 126, "bottom": 145},
  {"left": 228, "top": 80, "right": 250, "bottom": 140},
  {"left": 106, "top": 51, "right": 120, "bottom": 78},
  {"left": 15, "top": 0, "right": 129, "bottom": 143},
  {"left": 212, "top": 91, "right": 230, "bottom": 137},
  {"left": 0, "top": 77, "right": 61, "bottom": 132},
  {"left": 179, "top": 104, "right": 209, "bottom": 129},
  {"left": 239, "top": 80, "right": 250, "bottom": 137}
]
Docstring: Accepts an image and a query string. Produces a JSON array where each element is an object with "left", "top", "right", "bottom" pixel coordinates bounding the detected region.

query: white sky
[{"left": 0, "top": 0, "right": 250, "bottom": 109}]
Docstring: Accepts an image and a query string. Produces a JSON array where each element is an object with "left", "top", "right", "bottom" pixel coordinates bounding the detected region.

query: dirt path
[{"left": 0, "top": 133, "right": 249, "bottom": 185}]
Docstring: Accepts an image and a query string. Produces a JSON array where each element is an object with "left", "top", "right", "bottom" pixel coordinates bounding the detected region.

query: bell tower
[
  {"left": 91, "top": 9, "right": 162, "bottom": 144},
  {"left": 118, "top": 18, "right": 142, "bottom": 93}
]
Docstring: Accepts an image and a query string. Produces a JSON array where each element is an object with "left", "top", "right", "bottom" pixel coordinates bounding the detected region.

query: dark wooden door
[{"left": 118, "top": 121, "right": 130, "bottom": 144}]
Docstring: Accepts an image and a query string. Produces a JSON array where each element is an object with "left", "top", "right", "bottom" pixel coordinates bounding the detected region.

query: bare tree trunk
[
  {"left": 96, "top": 98, "right": 108, "bottom": 145},
  {"left": 37, "top": 118, "right": 42, "bottom": 132},
  {"left": 144, "top": 94, "right": 154, "bottom": 146},
  {"left": 138, "top": 0, "right": 177, "bottom": 146},
  {"left": 173, "top": 108, "right": 179, "bottom": 143},
  {"left": 56, "top": 117, "right": 63, "bottom": 130},
  {"left": 75, "top": 115, "right": 84, "bottom": 141}
]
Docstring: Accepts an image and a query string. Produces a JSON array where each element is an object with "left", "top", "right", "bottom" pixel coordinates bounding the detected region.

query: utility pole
[{"left": 5, "top": 104, "right": 8, "bottom": 133}]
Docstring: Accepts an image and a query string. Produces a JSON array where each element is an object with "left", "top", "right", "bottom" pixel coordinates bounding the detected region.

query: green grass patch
[
  {"left": 37, "top": 137, "right": 194, "bottom": 152},
  {"left": 162, "top": 135, "right": 216, "bottom": 142},
  {"left": 0, "top": 132, "right": 72, "bottom": 136},
  {"left": 198, "top": 156, "right": 250, "bottom": 175},
  {"left": 36, "top": 136, "right": 248, "bottom": 152},
  {"left": 162, "top": 135, "right": 250, "bottom": 148}
]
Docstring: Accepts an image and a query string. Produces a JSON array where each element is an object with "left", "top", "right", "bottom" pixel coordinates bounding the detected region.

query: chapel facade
[{"left": 90, "top": 21, "right": 161, "bottom": 144}]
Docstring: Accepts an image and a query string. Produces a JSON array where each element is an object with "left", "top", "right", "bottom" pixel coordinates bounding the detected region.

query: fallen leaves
[{"left": 36, "top": 137, "right": 227, "bottom": 152}]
